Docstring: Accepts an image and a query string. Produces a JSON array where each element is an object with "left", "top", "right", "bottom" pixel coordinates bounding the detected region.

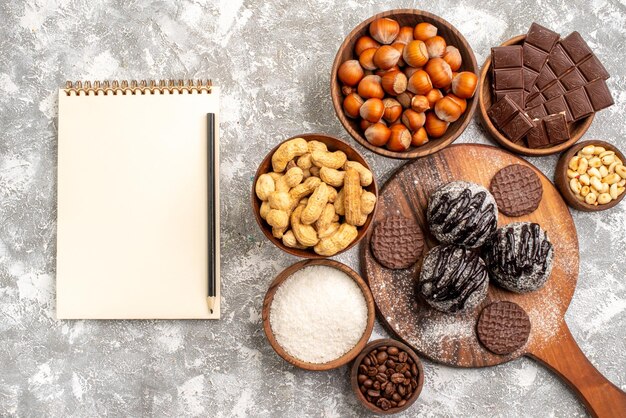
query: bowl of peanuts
[
  {"left": 330, "top": 9, "right": 478, "bottom": 159},
  {"left": 252, "top": 134, "right": 378, "bottom": 258},
  {"left": 555, "top": 140, "right": 626, "bottom": 211}
]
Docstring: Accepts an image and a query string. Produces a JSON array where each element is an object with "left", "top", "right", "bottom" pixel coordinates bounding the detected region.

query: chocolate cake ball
[
  {"left": 427, "top": 181, "right": 498, "bottom": 248},
  {"left": 418, "top": 244, "right": 489, "bottom": 313},
  {"left": 484, "top": 222, "right": 554, "bottom": 293}
]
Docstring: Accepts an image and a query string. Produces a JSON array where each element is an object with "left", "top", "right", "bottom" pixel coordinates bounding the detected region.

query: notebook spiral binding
[{"left": 64, "top": 79, "right": 212, "bottom": 96}]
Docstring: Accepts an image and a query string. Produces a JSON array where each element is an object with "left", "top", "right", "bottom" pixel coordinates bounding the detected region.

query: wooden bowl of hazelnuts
[{"left": 331, "top": 9, "right": 479, "bottom": 159}]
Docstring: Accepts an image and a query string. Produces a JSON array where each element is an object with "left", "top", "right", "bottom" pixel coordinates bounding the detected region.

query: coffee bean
[
  {"left": 373, "top": 381, "right": 380, "bottom": 390},
  {"left": 411, "top": 379, "right": 417, "bottom": 390},
  {"left": 398, "top": 399, "right": 406, "bottom": 407},
  {"left": 360, "top": 385, "right": 367, "bottom": 394},
  {"left": 358, "top": 365, "right": 368, "bottom": 375},
  {"left": 377, "top": 398, "right": 391, "bottom": 411},
  {"left": 390, "top": 373, "right": 405, "bottom": 384},
  {"left": 404, "top": 371, "right": 411, "bottom": 378},
  {"left": 375, "top": 373, "right": 387, "bottom": 383},
  {"left": 377, "top": 364, "right": 387, "bottom": 373},
  {"left": 386, "top": 359, "right": 395, "bottom": 368},
  {"left": 363, "top": 379, "right": 373, "bottom": 388},
  {"left": 411, "top": 363, "right": 418, "bottom": 376},
  {"left": 367, "top": 389, "right": 381, "bottom": 398},
  {"left": 398, "top": 352, "right": 408, "bottom": 363},
  {"left": 363, "top": 356, "right": 371, "bottom": 367},
  {"left": 367, "top": 367, "right": 378, "bottom": 377},
  {"left": 358, "top": 374, "right": 367, "bottom": 384},
  {"left": 376, "top": 351, "right": 388, "bottom": 363},
  {"left": 398, "top": 385, "right": 406, "bottom": 397},
  {"left": 403, "top": 378, "right": 411, "bottom": 386},
  {"left": 387, "top": 346, "right": 399, "bottom": 356},
  {"left": 392, "top": 393, "right": 401, "bottom": 402},
  {"left": 391, "top": 400, "right": 398, "bottom": 407},
  {"left": 408, "top": 357, "right": 414, "bottom": 364},
  {"left": 379, "top": 346, "right": 387, "bottom": 351},
  {"left": 384, "top": 382, "right": 395, "bottom": 397}
]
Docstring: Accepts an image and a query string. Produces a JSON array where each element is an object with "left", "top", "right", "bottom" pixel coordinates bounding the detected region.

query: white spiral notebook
[{"left": 56, "top": 80, "right": 220, "bottom": 319}]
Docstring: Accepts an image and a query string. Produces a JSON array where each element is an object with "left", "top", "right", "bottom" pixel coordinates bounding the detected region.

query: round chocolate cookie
[
  {"left": 371, "top": 216, "right": 424, "bottom": 269},
  {"left": 427, "top": 181, "right": 498, "bottom": 248},
  {"left": 477, "top": 301, "right": 531, "bottom": 355},
  {"left": 418, "top": 244, "right": 489, "bottom": 313},
  {"left": 484, "top": 222, "right": 554, "bottom": 293},
  {"left": 490, "top": 164, "right": 543, "bottom": 217}
]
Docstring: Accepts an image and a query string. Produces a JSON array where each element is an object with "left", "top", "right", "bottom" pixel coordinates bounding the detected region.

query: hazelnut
[
  {"left": 337, "top": 60, "right": 364, "bottom": 87},
  {"left": 451, "top": 71, "right": 478, "bottom": 99},
  {"left": 411, "top": 127, "right": 429, "bottom": 146},
  {"left": 396, "top": 91, "right": 414, "bottom": 109},
  {"left": 395, "top": 26, "right": 414, "bottom": 44},
  {"left": 425, "top": 88, "right": 444, "bottom": 107},
  {"left": 442, "top": 46, "right": 462, "bottom": 71},
  {"left": 404, "top": 66, "right": 420, "bottom": 79},
  {"left": 365, "top": 123, "right": 391, "bottom": 146},
  {"left": 382, "top": 98, "right": 403, "bottom": 123},
  {"left": 381, "top": 70, "right": 407, "bottom": 96},
  {"left": 375, "top": 66, "right": 400, "bottom": 77},
  {"left": 402, "top": 40, "right": 429, "bottom": 68},
  {"left": 425, "top": 112, "right": 449, "bottom": 138},
  {"left": 391, "top": 43, "right": 406, "bottom": 66},
  {"left": 357, "top": 75, "right": 384, "bottom": 99},
  {"left": 401, "top": 109, "right": 426, "bottom": 131},
  {"left": 425, "top": 36, "right": 447, "bottom": 58},
  {"left": 424, "top": 58, "right": 452, "bottom": 89},
  {"left": 369, "top": 18, "right": 400, "bottom": 44},
  {"left": 342, "top": 93, "right": 364, "bottom": 118},
  {"left": 406, "top": 70, "right": 432, "bottom": 95},
  {"left": 410, "top": 95, "right": 430, "bottom": 112},
  {"left": 373, "top": 45, "right": 402, "bottom": 70},
  {"left": 359, "top": 48, "right": 378, "bottom": 71},
  {"left": 360, "top": 98, "right": 385, "bottom": 123},
  {"left": 413, "top": 22, "right": 437, "bottom": 41},
  {"left": 434, "top": 95, "right": 464, "bottom": 122},
  {"left": 355, "top": 36, "right": 380, "bottom": 56},
  {"left": 387, "top": 124, "right": 411, "bottom": 151}
]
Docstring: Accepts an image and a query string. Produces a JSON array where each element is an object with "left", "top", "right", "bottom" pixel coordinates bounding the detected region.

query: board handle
[{"left": 528, "top": 321, "right": 626, "bottom": 418}]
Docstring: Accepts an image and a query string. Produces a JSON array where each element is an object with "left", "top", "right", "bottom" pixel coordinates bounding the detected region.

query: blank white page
[{"left": 56, "top": 87, "right": 220, "bottom": 319}]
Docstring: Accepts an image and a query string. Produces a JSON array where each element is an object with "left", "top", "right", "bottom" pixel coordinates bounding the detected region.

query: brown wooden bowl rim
[
  {"left": 330, "top": 8, "right": 479, "bottom": 160},
  {"left": 262, "top": 259, "right": 376, "bottom": 371},
  {"left": 478, "top": 34, "right": 594, "bottom": 157},
  {"left": 251, "top": 133, "right": 379, "bottom": 259},
  {"left": 555, "top": 139, "right": 626, "bottom": 211},
  {"left": 350, "top": 338, "right": 425, "bottom": 414}
]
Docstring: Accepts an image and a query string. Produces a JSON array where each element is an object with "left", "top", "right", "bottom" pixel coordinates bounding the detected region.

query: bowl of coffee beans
[{"left": 351, "top": 338, "right": 424, "bottom": 414}]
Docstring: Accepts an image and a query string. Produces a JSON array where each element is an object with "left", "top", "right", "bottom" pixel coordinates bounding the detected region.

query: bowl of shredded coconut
[{"left": 263, "top": 259, "right": 375, "bottom": 370}]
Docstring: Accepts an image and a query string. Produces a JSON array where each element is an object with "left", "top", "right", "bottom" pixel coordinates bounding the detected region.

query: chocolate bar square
[
  {"left": 560, "top": 31, "right": 593, "bottom": 64},
  {"left": 564, "top": 87, "right": 594, "bottom": 120},
  {"left": 584, "top": 79, "right": 614, "bottom": 111},
  {"left": 544, "top": 95, "right": 573, "bottom": 122},
  {"left": 542, "top": 82, "right": 566, "bottom": 100},
  {"left": 502, "top": 112, "right": 535, "bottom": 143},
  {"left": 560, "top": 68, "right": 586, "bottom": 91},
  {"left": 578, "top": 55, "right": 609, "bottom": 81},
  {"left": 543, "top": 114, "right": 570, "bottom": 145},
  {"left": 488, "top": 95, "right": 518, "bottom": 129},
  {"left": 495, "top": 90, "right": 526, "bottom": 108},
  {"left": 526, "top": 103, "right": 548, "bottom": 120},
  {"left": 547, "top": 45, "right": 575, "bottom": 76},
  {"left": 492, "top": 46, "right": 523, "bottom": 68},
  {"left": 523, "top": 68, "right": 539, "bottom": 91},
  {"left": 523, "top": 43, "right": 549, "bottom": 72},
  {"left": 526, "top": 23, "right": 560, "bottom": 52},
  {"left": 535, "top": 65, "right": 558, "bottom": 90},
  {"left": 526, "top": 93, "right": 546, "bottom": 108},
  {"left": 494, "top": 68, "right": 524, "bottom": 90}
]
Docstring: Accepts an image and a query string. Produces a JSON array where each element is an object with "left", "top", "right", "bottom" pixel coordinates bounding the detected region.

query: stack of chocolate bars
[{"left": 488, "top": 23, "right": 614, "bottom": 149}]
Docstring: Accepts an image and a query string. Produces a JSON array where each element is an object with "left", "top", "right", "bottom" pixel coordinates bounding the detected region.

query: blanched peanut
[
  {"left": 587, "top": 167, "right": 601, "bottom": 179},
  {"left": 590, "top": 177, "right": 603, "bottom": 192},
  {"left": 580, "top": 186, "right": 590, "bottom": 197},
  {"left": 588, "top": 156, "right": 602, "bottom": 168},
  {"left": 567, "top": 169, "right": 578, "bottom": 179},
  {"left": 570, "top": 178, "right": 581, "bottom": 194},
  {"left": 603, "top": 173, "right": 621, "bottom": 185},
  {"left": 568, "top": 156, "right": 580, "bottom": 171},
  {"left": 585, "top": 192, "right": 597, "bottom": 205},
  {"left": 616, "top": 164, "right": 626, "bottom": 179},
  {"left": 581, "top": 145, "right": 595, "bottom": 155},
  {"left": 601, "top": 154, "right": 615, "bottom": 165},
  {"left": 577, "top": 157, "right": 588, "bottom": 174},
  {"left": 593, "top": 146, "right": 606, "bottom": 155},
  {"left": 599, "top": 165, "right": 609, "bottom": 178},
  {"left": 598, "top": 193, "right": 612, "bottom": 205},
  {"left": 579, "top": 174, "right": 590, "bottom": 186},
  {"left": 610, "top": 183, "right": 625, "bottom": 200}
]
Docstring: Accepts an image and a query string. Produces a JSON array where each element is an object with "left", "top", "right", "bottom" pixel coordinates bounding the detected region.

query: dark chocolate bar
[
  {"left": 526, "top": 113, "right": 570, "bottom": 148},
  {"left": 488, "top": 95, "right": 535, "bottom": 143},
  {"left": 526, "top": 31, "right": 610, "bottom": 105},
  {"left": 491, "top": 46, "right": 526, "bottom": 108},
  {"left": 522, "top": 23, "right": 560, "bottom": 92}
]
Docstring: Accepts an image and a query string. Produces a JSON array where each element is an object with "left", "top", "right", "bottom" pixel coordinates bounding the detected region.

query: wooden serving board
[{"left": 360, "top": 144, "right": 626, "bottom": 417}]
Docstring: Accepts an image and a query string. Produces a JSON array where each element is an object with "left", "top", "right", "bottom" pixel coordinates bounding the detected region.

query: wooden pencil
[{"left": 207, "top": 113, "right": 216, "bottom": 313}]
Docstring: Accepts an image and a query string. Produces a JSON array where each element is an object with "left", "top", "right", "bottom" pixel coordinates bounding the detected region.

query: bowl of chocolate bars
[{"left": 478, "top": 23, "right": 614, "bottom": 156}]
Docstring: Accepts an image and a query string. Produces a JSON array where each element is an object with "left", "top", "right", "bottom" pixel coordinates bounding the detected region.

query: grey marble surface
[{"left": 1, "top": 0, "right": 625, "bottom": 416}]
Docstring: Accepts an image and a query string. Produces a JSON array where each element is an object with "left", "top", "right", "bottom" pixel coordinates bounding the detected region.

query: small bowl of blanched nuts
[
  {"left": 330, "top": 9, "right": 479, "bottom": 159},
  {"left": 556, "top": 140, "right": 626, "bottom": 211},
  {"left": 252, "top": 134, "right": 378, "bottom": 258}
]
